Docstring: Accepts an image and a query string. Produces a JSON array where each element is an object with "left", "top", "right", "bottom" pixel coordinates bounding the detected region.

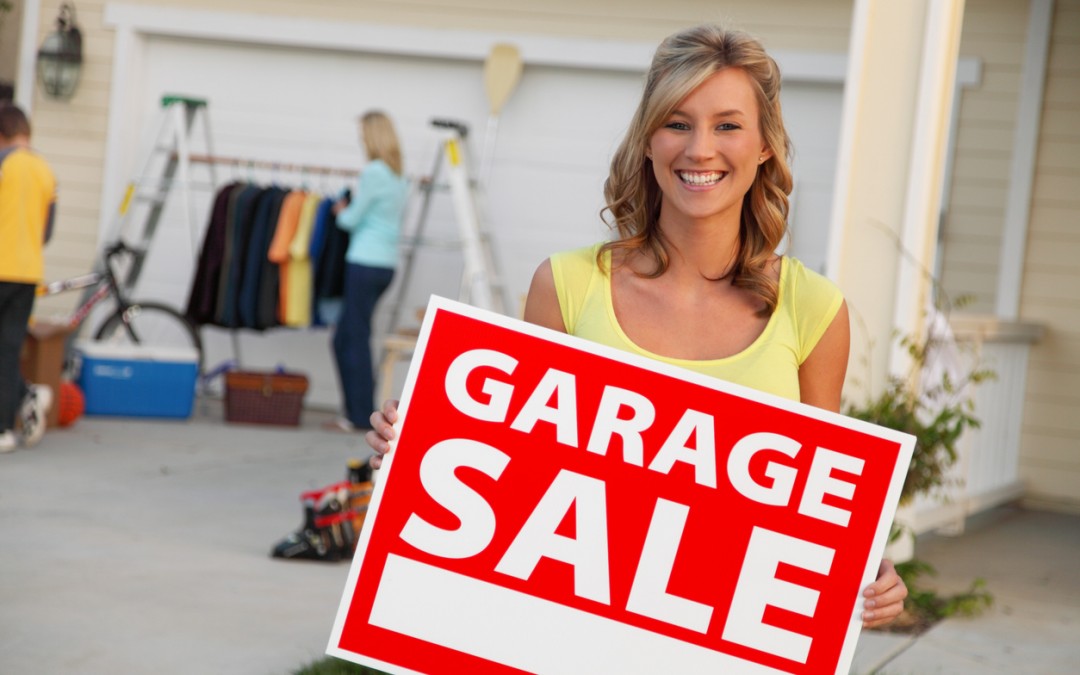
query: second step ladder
[{"left": 378, "top": 118, "right": 509, "bottom": 402}]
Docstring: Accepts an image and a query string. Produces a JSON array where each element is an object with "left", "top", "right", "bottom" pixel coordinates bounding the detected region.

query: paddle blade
[{"left": 484, "top": 43, "right": 523, "bottom": 116}]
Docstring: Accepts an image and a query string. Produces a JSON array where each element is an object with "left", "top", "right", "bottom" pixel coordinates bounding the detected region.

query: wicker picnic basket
[{"left": 224, "top": 370, "right": 309, "bottom": 426}]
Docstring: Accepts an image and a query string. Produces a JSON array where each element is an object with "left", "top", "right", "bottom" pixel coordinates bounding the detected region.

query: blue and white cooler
[{"left": 75, "top": 341, "right": 199, "bottom": 419}]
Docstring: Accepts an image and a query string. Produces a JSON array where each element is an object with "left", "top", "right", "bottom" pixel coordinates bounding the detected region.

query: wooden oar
[{"left": 480, "top": 43, "right": 523, "bottom": 184}]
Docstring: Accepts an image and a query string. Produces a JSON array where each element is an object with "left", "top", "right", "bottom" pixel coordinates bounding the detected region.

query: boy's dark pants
[{"left": 0, "top": 282, "right": 34, "bottom": 433}]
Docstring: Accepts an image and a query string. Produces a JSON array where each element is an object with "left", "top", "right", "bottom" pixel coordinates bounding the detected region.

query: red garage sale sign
[{"left": 328, "top": 296, "right": 914, "bottom": 675}]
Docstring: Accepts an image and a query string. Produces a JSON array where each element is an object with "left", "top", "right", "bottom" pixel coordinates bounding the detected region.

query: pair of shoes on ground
[
  {"left": 1, "top": 385, "right": 54, "bottom": 453},
  {"left": 321, "top": 417, "right": 370, "bottom": 434}
]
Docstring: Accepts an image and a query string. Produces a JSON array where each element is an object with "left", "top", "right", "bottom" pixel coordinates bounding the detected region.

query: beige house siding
[
  {"left": 938, "top": 0, "right": 1031, "bottom": 314},
  {"left": 27, "top": 0, "right": 852, "bottom": 317},
  {"left": 1, "top": 1, "right": 24, "bottom": 87},
  {"left": 1018, "top": 0, "right": 1080, "bottom": 510},
  {"left": 28, "top": 0, "right": 113, "bottom": 316}
]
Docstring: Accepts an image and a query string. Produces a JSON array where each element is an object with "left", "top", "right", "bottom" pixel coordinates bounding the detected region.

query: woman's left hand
[{"left": 862, "top": 559, "right": 907, "bottom": 628}]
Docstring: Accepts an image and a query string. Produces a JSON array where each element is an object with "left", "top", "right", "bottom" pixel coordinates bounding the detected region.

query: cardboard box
[
  {"left": 20, "top": 318, "right": 76, "bottom": 427},
  {"left": 76, "top": 342, "right": 198, "bottom": 419}
]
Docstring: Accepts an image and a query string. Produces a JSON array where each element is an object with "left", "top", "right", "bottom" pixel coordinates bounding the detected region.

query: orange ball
[{"left": 58, "top": 380, "right": 85, "bottom": 427}]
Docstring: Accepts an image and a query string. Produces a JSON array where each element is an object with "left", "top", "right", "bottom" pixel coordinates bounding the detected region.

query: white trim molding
[
  {"left": 14, "top": 0, "right": 42, "bottom": 113},
  {"left": 826, "top": 3, "right": 979, "bottom": 282},
  {"left": 890, "top": 0, "right": 966, "bottom": 376},
  {"left": 102, "top": 3, "right": 982, "bottom": 85},
  {"left": 101, "top": 3, "right": 864, "bottom": 80},
  {"left": 995, "top": 0, "right": 1054, "bottom": 320}
]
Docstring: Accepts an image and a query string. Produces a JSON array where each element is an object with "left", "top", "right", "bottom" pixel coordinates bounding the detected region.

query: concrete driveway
[
  {"left": 2, "top": 402, "right": 1078, "bottom": 674},
  {"left": 0, "top": 402, "right": 368, "bottom": 675}
]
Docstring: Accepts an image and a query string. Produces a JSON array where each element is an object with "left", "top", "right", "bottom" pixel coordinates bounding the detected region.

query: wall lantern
[{"left": 37, "top": 2, "right": 83, "bottom": 100}]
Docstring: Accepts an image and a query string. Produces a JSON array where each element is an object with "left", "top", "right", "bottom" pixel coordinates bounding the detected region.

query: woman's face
[{"left": 647, "top": 67, "right": 772, "bottom": 231}]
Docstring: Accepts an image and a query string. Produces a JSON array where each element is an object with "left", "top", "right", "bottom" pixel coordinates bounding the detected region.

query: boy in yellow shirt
[{"left": 0, "top": 103, "right": 57, "bottom": 452}]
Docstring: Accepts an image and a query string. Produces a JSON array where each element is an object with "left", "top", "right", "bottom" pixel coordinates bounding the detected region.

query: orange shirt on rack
[{"left": 267, "top": 190, "right": 307, "bottom": 323}]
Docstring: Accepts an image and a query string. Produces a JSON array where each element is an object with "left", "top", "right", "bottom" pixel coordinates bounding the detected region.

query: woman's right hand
[{"left": 365, "top": 399, "right": 400, "bottom": 469}]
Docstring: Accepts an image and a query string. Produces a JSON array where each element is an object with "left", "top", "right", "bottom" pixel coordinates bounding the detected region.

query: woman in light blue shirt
[{"left": 329, "top": 111, "right": 409, "bottom": 431}]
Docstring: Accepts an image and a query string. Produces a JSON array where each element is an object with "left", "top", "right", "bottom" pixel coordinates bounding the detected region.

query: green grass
[{"left": 293, "top": 656, "right": 390, "bottom": 675}]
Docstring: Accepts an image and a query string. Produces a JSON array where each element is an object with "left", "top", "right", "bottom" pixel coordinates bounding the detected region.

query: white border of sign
[{"left": 328, "top": 295, "right": 915, "bottom": 675}]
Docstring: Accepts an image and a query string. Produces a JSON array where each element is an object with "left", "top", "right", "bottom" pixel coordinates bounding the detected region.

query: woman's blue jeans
[{"left": 332, "top": 263, "right": 394, "bottom": 428}]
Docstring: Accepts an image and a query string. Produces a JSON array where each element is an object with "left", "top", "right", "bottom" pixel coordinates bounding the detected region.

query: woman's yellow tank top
[{"left": 550, "top": 244, "right": 844, "bottom": 402}]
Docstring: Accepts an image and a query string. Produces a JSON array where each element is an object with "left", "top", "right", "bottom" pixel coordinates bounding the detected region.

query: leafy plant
[
  {"left": 844, "top": 305, "right": 995, "bottom": 505},
  {"left": 845, "top": 294, "right": 996, "bottom": 633},
  {"left": 293, "top": 656, "right": 390, "bottom": 674},
  {"left": 896, "top": 559, "right": 993, "bottom": 626}
]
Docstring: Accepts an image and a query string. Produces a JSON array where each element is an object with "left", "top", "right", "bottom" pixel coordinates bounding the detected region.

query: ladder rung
[
  {"left": 401, "top": 236, "right": 465, "bottom": 250},
  {"left": 421, "top": 182, "right": 454, "bottom": 193},
  {"left": 133, "top": 191, "right": 169, "bottom": 206}
]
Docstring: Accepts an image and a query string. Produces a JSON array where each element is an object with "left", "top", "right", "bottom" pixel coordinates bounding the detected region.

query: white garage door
[{"left": 113, "top": 33, "right": 841, "bottom": 408}]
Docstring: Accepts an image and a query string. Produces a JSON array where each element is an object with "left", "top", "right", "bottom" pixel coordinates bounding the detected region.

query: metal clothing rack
[
  {"left": 187, "top": 153, "right": 361, "bottom": 179},
  {"left": 185, "top": 154, "right": 362, "bottom": 379}
]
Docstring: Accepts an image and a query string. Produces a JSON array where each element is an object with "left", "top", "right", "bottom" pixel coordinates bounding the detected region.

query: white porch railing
[{"left": 909, "top": 316, "right": 1044, "bottom": 535}]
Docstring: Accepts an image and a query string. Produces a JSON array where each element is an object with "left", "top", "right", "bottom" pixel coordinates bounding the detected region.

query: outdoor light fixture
[{"left": 37, "top": 2, "right": 83, "bottom": 100}]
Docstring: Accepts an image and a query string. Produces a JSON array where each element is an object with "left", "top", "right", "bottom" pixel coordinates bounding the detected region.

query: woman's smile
[{"left": 676, "top": 170, "right": 728, "bottom": 188}]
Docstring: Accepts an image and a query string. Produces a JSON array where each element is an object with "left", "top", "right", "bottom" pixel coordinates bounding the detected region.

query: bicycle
[{"left": 38, "top": 241, "right": 204, "bottom": 374}]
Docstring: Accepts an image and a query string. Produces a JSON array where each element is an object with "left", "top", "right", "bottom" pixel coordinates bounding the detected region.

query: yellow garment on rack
[
  {"left": 268, "top": 190, "right": 307, "bottom": 324},
  {"left": 284, "top": 192, "right": 322, "bottom": 327}
]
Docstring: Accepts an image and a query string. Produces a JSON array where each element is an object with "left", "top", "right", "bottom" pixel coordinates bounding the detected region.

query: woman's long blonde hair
[
  {"left": 360, "top": 110, "right": 403, "bottom": 175},
  {"left": 601, "top": 24, "right": 793, "bottom": 316}
]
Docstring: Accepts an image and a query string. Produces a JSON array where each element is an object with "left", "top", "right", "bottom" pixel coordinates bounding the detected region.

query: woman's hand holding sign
[
  {"left": 365, "top": 399, "right": 399, "bottom": 470},
  {"left": 862, "top": 559, "right": 907, "bottom": 628}
]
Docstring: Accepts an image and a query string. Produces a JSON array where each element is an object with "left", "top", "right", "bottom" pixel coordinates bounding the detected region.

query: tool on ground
[{"left": 270, "top": 459, "right": 373, "bottom": 562}]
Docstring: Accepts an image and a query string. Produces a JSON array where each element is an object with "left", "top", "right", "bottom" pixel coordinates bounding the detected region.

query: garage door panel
[{"left": 117, "top": 33, "right": 841, "bottom": 407}]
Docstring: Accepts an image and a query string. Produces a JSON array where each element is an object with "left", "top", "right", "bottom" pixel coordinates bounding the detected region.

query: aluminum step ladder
[{"left": 100, "top": 94, "right": 216, "bottom": 293}]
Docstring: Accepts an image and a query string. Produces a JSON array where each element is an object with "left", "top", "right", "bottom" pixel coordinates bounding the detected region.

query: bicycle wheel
[{"left": 93, "top": 302, "right": 204, "bottom": 374}]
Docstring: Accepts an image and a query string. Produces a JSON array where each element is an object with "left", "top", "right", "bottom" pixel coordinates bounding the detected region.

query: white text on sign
[{"left": 399, "top": 348, "right": 869, "bottom": 664}]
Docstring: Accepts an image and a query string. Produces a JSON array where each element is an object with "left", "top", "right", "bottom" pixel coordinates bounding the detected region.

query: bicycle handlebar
[{"left": 102, "top": 240, "right": 133, "bottom": 259}]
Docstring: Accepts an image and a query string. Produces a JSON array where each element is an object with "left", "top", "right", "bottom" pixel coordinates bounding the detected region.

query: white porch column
[
  {"left": 828, "top": 0, "right": 966, "bottom": 561},
  {"left": 827, "top": 0, "right": 966, "bottom": 399}
]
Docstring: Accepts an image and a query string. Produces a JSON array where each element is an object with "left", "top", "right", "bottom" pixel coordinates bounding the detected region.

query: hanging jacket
[
  {"left": 186, "top": 182, "right": 242, "bottom": 325},
  {"left": 216, "top": 184, "right": 262, "bottom": 327},
  {"left": 239, "top": 186, "right": 286, "bottom": 330}
]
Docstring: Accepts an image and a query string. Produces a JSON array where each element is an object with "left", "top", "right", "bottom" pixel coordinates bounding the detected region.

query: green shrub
[
  {"left": 293, "top": 656, "right": 390, "bottom": 675},
  {"left": 845, "top": 329, "right": 993, "bottom": 505},
  {"left": 896, "top": 558, "right": 993, "bottom": 624}
]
